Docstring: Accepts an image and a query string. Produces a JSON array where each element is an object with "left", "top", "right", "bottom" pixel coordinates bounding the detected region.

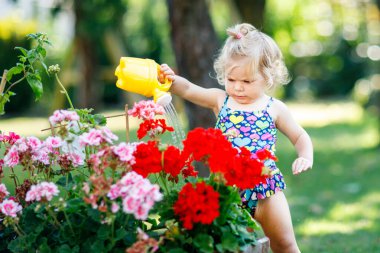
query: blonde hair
[{"left": 214, "top": 23, "right": 290, "bottom": 90}]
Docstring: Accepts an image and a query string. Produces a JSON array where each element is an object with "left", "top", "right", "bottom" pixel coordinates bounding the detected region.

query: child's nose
[{"left": 235, "top": 83, "right": 244, "bottom": 91}]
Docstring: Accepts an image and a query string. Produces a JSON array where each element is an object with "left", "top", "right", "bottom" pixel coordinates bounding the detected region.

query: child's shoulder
[
  {"left": 209, "top": 88, "right": 227, "bottom": 114},
  {"left": 268, "top": 97, "right": 291, "bottom": 120},
  {"left": 271, "top": 97, "right": 288, "bottom": 109}
]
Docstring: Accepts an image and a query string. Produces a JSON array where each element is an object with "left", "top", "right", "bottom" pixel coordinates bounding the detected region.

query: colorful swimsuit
[{"left": 215, "top": 96, "right": 286, "bottom": 216}]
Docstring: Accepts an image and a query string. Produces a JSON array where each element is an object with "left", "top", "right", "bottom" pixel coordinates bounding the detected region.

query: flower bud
[{"left": 48, "top": 64, "right": 61, "bottom": 74}]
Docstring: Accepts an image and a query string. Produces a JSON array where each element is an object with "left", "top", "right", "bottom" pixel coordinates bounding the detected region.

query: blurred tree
[
  {"left": 71, "top": 0, "right": 127, "bottom": 109},
  {"left": 166, "top": 0, "right": 220, "bottom": 129},
  {"left": 232, "top": 0, "right": 266, "bottom": 29},
  {"left": 46, "top": 0, "right": 128, "bottom": 110}
]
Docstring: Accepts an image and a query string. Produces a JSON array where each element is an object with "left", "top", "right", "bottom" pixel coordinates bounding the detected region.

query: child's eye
[{"left": 227, "top": 78, "right": 235, "bottom": 82}]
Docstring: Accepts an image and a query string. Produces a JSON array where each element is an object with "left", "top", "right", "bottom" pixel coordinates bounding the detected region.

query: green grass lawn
[{"left": 276, "top": 116, "right": 379, "bottom": 252}]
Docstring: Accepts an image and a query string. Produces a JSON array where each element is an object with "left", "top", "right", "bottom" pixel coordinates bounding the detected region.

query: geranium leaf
[
  {"left": 168, "top": 249, "right": 187, "bottom": 253},
  {"left": 97, "top": 226, "right": 109, "bottom": 240},
  {"left": 37, "top": 238, "right": 51, "bottom": 253},
  {"left": 221, "top": 232, "right": 239, "bottom": 251},
  {"left": 65, "top": 198, "right": 83, "bottom": 213},
  {"left": 57, "top": 244, "right": 72, "bottom": 253},
  {"left": 115, "top": 228, "right": 127, "bottom": 241},
  {"left": 93, "top": 113, "right": 107, "bottom": 126},
  {"left": 193, "top": 233, "right": 214, "bottom": 253}
]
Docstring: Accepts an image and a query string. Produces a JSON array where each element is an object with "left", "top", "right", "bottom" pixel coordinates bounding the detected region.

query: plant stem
[
  {"left": 46, "top": 205, "right": 62, "bottom": 228},
  {"left": 63, "top": 209, "right": 75, "bottom": 236},
  {"left": 159, "top": 172, "right": 170, "bottom": 195},
  {"left": 0, "top": 70, "right": 7, "bottom": 94},
  {"left": 10, "top": 168, "right": 18, "bottom": 187},
  {"left": 13, "top": 224, "right": 25, "bottom": 236},
  {"left": 55, "top": 74, "right": 74, "bottom": 110},
  {"left": 109, "top": 217, "right": 116, "bottom": 248},
  {"left": 3, "top": 76, "right": 26, "bottom": 95}
]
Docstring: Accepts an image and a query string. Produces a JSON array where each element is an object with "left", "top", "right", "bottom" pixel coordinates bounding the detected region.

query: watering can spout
[{"left": 114, "top": 57, "right": 172, "bottom": 106}]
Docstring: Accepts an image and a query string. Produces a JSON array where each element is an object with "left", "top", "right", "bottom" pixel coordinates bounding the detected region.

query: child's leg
[{"left": 254, "top": 191, "right": 300, "bottom": 253}]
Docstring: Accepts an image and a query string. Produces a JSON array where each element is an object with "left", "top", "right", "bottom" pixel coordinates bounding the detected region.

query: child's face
[{"left": 224, "top": 55, "right": 266, "bottom": 105}]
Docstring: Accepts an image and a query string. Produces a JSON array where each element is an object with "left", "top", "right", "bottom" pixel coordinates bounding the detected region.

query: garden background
[{"left": 0, "top": 0, "right": 379, "bottom": 252}]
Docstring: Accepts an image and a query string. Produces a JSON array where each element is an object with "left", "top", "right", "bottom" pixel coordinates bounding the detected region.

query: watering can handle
[{"left": 156, "top": 64, "right": 172, "bottom": 89}]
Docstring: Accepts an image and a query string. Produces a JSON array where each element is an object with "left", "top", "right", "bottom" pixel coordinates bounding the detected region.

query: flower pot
[{"left": 243, "top": 237, "right": 270, "bottom": 253}]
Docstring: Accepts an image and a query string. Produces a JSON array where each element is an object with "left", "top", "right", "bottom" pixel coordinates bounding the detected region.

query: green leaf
[
  {"left": 221, "top": 232, "right": 239, "bottom": 251},
  {"left": 193, "top": 233, "right": 214, "bottom": 253},
  {"left": 168, "top": 249, "right": 188, "bottom": 253},
  {"left": 57, "top": 244, "right": 72, "bottom": 253},
  {"left": 26, "top": 73, "right": 43, "bottom": 100},
  {"left": 14, "top": 46, "right": 28, "bottom": 56},
  {"left": 27, "top": 49, "right": 37, "bottom": 64},
  {"left": 115, "top": 228, "right": 127, "bottom": 241},
  {"left": 6, "top": 65, "right": 24, "bottom": 81},
  {"left": 56, "top": 173, "right": 73, "bottom": 189},
  {"left": 90, "top": 240, "right": 105, "bottom": 252},
  {"left": 37, "top": 237, "right": 52, "bottom": 253},
  {"left": 37, "top": 45, "right": 47, "bottom": 58},
  {"left": 93, "top": 113, "right": 107, "bottom": 126},
  {"left": 0, "top": 91, "right": 15, "bottom": 115},
  {"left": 65, "top": 198, "right": 83, "bottom": 213},
  {"left": 97, "top": 225, "right": 109, "bottom": 240},
  {"left": 41, "top": 61, "right": 49, "bottom": 74}
]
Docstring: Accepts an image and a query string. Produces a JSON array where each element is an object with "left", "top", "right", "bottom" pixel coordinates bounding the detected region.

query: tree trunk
[
  {"left": 166, "top": 0, "right": 220, "bottom": 129},
  {"left": 73, "top": 1, "right": 100, "bottom": 109},
  {"left": 232, "top": 0, "right": 266, "bottom": 30}
]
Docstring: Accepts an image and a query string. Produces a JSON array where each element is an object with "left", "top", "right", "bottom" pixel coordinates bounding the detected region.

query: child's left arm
[{"left": 274, "top": 101, "right": 313, "bottom": 175}]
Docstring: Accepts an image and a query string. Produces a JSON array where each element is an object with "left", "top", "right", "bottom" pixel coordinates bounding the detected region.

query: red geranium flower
[
  {"left": 182, "top": 128, "right": 234, "bottom": 162},
  {"left": 224, "top": 147, "right": 267, "bottom": 189},
  {"left": 162, "top": 145, "right": 186, "bottom": 182},
  {"left": 173, "top": 182, "right": 220, "bottom": 230},
  {"left": 181, "top": 160, "right": 198, "bottom": 178},
  {"left": 137, "top": 119, "right": 174, "bottom": 139},
  {"left": 132, "top": 141, "right": 162, "bottom": 177},
  {"left": 255, "top": 149, "right": 277, "bottom": 162}
]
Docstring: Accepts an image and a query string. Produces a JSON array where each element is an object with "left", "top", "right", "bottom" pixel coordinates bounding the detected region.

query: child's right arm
[{"left": 160, "top": 64, "right": 225, "bottom": 113}]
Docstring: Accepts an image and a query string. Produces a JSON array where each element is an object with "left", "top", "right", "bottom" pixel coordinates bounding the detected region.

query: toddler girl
[{"left": 160, "top": 23, "right": 313, "bottom": 253}]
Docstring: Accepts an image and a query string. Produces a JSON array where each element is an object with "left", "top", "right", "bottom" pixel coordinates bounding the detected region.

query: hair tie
[{"left": 235, "top": 33, "right": 242, "bottom": 39}]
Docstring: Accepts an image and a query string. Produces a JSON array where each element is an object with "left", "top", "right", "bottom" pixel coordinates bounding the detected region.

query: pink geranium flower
[
  {"left": 128, "top": 100, "right": 165, "bottom": 120},
  {"left": 25, "top": 182, "right": 60, "bottom": 202},
  {"left": 0, "top": 183, "right": 10, "bottom": 199},
  {"left": 107, "top": 171, "right": 162, "bottom": 220},
  {"left": 79, "top": 127, "right": 118, "bottom": 147},
  {"left": 3, "top": 146, "right": 20, "bottom": 168},
  {"left": 44, "top": 136, "right": 63, "bottom": 150},
  {"left": 49, "top": 110, "right": 80, "bottom": 126},
  {"left": 112, "top": 142, "right": 136, "bottom": 164},
  {"left": 0, "top": 199, "right": 22, "bottom": 217}
]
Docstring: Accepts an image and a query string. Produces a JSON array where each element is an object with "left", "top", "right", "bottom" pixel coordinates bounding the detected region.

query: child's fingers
[
  {"left": 292, "top": 157, "right": 312, "bottom": 175},
  {"left": 158, "top": 73, "right": 165, "bottom": 83},
  {"left": 159, "top": 64, "right": 176, "bottom": 82}
]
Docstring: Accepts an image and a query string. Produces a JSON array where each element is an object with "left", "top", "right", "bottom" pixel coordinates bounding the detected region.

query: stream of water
[{"left": 163, "top": 102, "right": 186, "bottom": 148}]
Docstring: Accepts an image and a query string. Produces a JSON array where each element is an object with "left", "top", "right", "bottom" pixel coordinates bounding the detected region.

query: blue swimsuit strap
[{"left": 264, "top": 97, "right": 274, "bottom": 111}]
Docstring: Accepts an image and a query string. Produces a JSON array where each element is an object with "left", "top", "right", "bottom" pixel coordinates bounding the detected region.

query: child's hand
[
  {"left": 159, "top": 64, "right": 176, "bottom": 84},
  {"left": 292, "top": 157, "right": 312, "bottom": 175}
]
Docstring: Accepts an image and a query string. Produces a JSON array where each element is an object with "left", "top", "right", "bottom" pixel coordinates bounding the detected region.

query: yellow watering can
[{"left": 115, "top": 57, "right": 172, "bottom": 106}]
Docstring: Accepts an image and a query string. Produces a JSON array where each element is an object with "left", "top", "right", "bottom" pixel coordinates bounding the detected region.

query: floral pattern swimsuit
[{"left": 215, "top": 96, "right": 286, "bottom": 216}]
